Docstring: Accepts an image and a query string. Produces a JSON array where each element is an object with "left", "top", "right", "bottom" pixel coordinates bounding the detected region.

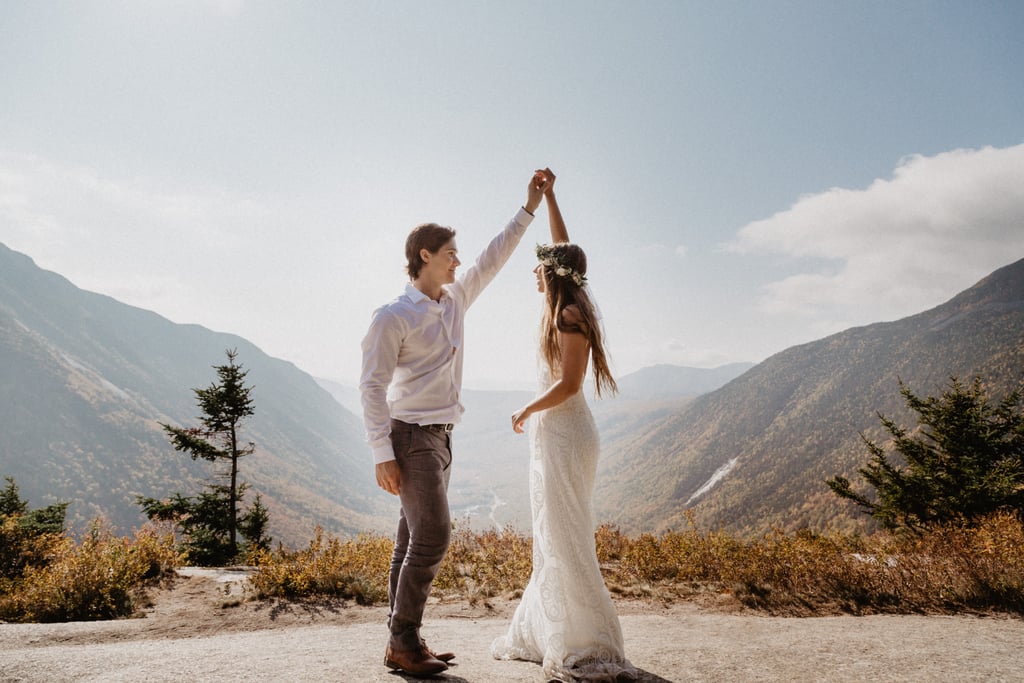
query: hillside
[
  {"left": 594, "top": 257, "right": 1024, "bottom": 535},
  {"left": 0, "top": 243, "right": 390, "bottom": 544},
  {"left": 613, "top": 363, "right": 756, "bottom": 398}
]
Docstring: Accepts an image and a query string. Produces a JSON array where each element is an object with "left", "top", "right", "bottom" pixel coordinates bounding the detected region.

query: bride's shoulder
[{"left": 558, "top": 304, "right": 587, "bottom": 333}]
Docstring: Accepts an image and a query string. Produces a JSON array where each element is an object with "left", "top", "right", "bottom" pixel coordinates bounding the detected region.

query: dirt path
[{"left": 1, "top": 569, "right": 1022, "bottom": 682}]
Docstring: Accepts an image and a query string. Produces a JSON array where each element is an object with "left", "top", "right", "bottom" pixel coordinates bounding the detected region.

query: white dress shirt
[{"left": 360, "top": 208, "right": 534, "bottom": 463}]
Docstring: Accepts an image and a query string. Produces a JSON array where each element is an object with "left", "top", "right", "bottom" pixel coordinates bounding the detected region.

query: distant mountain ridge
[
  {"left": 593, "top": 256, "right": 1024, "bottom": 535},
  {"left": 0, "top": 242, "right": 389, "bottom": 543},
  {"left": 613, "top": 362, "right": 756, "bottom": 398}
]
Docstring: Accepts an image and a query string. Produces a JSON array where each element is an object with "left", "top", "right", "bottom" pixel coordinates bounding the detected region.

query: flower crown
[{"left": 536, "top": 244, "right": 587, "bottom": 286}]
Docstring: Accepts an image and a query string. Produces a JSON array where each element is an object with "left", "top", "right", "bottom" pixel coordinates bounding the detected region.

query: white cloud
[
  {"left": 674, "top": 244, "right": 688, "bottom": 258},
  {"left": 727, "top": 144, "right": 1024, "bottom": 322}
]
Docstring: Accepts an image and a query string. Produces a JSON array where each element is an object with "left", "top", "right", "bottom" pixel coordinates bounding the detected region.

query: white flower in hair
[{"left": 535, "top": 244, "right": 587, "bottom": 286}]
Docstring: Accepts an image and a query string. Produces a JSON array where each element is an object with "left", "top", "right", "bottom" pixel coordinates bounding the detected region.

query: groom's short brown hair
[{"left": 405, "top": 223, "right": 456, "bottom": 280}]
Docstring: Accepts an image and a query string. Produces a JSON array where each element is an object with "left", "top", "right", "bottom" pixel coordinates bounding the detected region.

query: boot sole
[{"left": 384, "top": 657, "right": 447, "bottom": 675}]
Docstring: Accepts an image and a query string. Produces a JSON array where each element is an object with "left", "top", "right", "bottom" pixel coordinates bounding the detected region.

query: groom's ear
[{"left": 419, "top": 247, "right": 433, "bottom": 264}]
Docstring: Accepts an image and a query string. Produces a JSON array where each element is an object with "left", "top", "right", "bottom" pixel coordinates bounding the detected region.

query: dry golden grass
[
  {"left": 248, "top": 528, "right": 392, "bottom": 605},
  {"left": 251, "top": 512, "right": 1024, "bottom": 616},
  {"left": 433, "top": 525, "right": 533, "bottom": 604},
  {"left": 599, "top": 511, "right": 1024, "bottom": 615},
  {"left": 4, "top": 513, "right": 1023, "bottom": 622}
]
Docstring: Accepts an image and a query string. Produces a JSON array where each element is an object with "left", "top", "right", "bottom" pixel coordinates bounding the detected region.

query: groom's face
[{"left": 421, "top": 238, "right": 460, "bottom": 285}]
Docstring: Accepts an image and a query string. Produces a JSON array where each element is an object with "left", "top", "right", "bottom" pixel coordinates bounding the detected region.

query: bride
[{"left": 491, "top": 169, "right": 637, "bottom": 682}]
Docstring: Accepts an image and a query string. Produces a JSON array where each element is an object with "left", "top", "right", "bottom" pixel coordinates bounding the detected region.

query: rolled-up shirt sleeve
[{"left": 359, "top": 307, "right": 403, "bottom": 464}]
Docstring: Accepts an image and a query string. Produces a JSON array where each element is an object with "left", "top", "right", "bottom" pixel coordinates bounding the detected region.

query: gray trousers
[{"left": 387, "top": 419, "right": 453, "bottom": 650}]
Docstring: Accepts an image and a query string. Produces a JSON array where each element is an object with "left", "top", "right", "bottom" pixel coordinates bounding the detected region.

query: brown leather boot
[
  {"left": 421, "top": 638, "right": 456, "bottom": 663},
  {"left": 384, "top": 643, "right": 448, "bottom": 677}
]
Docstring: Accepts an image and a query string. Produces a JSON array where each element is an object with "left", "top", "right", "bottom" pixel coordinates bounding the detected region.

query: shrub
[
  {"left": 249, "top": 527, "right": 391, "bottom": 604},
  {"left": 0, "top": 476, "right": 69, "bottom": 583},
  {"left": 0, "top": 522, "right": 179, "bottom": 623},
  {"left": 434, "top": 525, "right": 532, "bottom": 602}
]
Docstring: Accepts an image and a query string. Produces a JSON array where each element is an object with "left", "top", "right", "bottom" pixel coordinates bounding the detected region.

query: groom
[{"left": 360, "top": 171, "right": 548, "bottom": 676}]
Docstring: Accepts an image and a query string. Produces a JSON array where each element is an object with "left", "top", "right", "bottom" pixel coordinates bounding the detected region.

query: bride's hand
[
  {"left": 526, "top": 169, "right": 551, "bottom": 214},
  {"left": 532, "top": 169, "right": 553, "bottom": 195},
  {"left": 512, "top": 406, "right": 532, "bottom": 434},
  {"left": 538, "top": 167, "right": 556, "bottom": 196}
]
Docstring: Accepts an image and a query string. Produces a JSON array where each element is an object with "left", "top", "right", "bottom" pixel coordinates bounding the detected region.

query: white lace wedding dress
[{"left": 491, "top": 371, "right": 637, "bottom": 682}]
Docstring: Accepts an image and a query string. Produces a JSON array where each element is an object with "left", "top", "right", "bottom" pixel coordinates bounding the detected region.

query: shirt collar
[{"left": 404, "top": 282, "right": 449, "bottom": 305}]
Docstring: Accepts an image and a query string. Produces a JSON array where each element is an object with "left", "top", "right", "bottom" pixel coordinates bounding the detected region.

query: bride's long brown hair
[{"left": 538, "top": 243, "right": 618, "bottom": 398}]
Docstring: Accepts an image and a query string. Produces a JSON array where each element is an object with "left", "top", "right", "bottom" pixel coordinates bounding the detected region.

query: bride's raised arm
[{"left": 539, "top": 168, "right": 569, "bottom": 244}]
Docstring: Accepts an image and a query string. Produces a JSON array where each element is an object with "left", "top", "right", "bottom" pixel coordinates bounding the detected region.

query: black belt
[{"left": 423, "top": 423, "right": 454, "bottom": 433}]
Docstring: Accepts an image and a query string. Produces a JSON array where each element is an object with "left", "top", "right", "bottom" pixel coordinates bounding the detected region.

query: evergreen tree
[
  {"left": 1, "top": 476, "right": 68, "bottom": 580},
  {"left": 238, "top": 493, "right": 272, "bottom": 555},
  {"left": 0, "top": 477, "right": 28, "bottom": 518},
  {"left": 827, "top": 377, "right": 1024, "bottom": 533},
  {"left": 138, "top": 349, "right": 270, "bottom": 563}
]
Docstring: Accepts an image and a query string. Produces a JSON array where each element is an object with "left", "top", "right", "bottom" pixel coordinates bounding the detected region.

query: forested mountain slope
[
  {"left": 594, "top": 257, "right": 1024, "bottom": 535},
  {"left": 0, "top": 242, "right": 389, "bottom": 544}
]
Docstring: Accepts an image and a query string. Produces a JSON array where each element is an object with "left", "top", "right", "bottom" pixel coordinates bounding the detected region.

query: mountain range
[
  {"left": 593, "top": 256, "right": 1024, "bottom": 534},
  {"left": 2, "top": 239, "right": 1022, "bottom": 542}
]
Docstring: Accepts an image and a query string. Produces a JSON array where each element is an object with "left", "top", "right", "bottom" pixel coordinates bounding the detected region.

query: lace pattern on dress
[{"left": 492, "top": 368, "right": 636, "bottom": 682}]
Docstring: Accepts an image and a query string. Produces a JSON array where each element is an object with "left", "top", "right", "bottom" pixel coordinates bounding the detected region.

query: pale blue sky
[{"left": 2, "top": 1, "right": 1023, "bottom": 388}]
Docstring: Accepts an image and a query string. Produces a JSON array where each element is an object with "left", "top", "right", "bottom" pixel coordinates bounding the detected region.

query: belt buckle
[{"left": 425, "top": 423, "right": 453, "bottom": 433}]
